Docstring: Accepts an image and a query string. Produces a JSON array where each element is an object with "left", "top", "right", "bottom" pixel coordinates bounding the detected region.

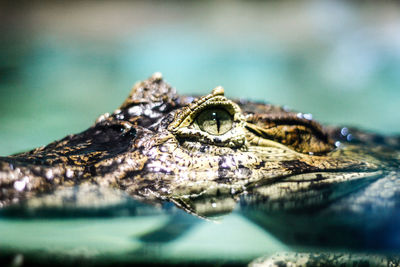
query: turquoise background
[
  {"left": 0, "top": 1, "right": 400, "bottom": 265},
  {"left": 1, "top": 1, "right": 400, "bottom": 156}
]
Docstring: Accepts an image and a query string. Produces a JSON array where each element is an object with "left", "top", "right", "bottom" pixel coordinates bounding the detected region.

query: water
[
  {"left": 1, "top": 1, "right": 400, "bottom": 266},
  {"left": 0, "top": 213, "right": 286, "bottom": 265},
  {"left": 1, "top": 1, "right": 400, "bottom": 156}
]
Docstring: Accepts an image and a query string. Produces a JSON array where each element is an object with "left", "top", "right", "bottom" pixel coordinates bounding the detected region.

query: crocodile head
[{"left": 0, "top": 73, "right": 393, "bottom": 216}]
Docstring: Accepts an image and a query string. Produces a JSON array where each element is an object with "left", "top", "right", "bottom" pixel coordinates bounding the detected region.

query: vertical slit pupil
[
  {"left": 211, "top": 111, "right": 221, "bottom": 134},
  {"left": 196, "top": 108, "right": 233, "bottom": 135}
]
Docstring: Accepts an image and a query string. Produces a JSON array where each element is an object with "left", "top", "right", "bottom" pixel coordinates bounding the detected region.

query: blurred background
[{"left": 1, "top": 0, "right": 400, "bottom": 155}]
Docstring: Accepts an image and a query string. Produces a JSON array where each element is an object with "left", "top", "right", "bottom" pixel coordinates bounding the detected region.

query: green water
[
  {"left": 0, "top": 214, "right": 286, "bottom": 265},
  {"left": 1, "top": 1, "right": 400, "bottom": 266},
  {"left": 1, "top": 2, "right": 400, "bottom": 157}
]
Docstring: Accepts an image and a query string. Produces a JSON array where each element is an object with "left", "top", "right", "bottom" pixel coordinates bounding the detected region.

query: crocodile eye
[
  {"left": 168, "top": 87, "right": 246, "bottom": 148},
  {"left": 196, "top": 108, "right": 233, "bottom": 135}
]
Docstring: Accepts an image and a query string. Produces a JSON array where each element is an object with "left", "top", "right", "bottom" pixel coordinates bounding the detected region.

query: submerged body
[{"left": 1, "top": 73, "right": 400, "bottom": 264}]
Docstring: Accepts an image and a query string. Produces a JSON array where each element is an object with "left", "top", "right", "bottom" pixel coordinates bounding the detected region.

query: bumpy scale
[{"left": 2, "top": 73, "right": 400, "bottom": 265}]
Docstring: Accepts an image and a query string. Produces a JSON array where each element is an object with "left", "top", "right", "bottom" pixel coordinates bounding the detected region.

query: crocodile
[{"left": 1, "top": 73, "right": 400, "bottom": 265}]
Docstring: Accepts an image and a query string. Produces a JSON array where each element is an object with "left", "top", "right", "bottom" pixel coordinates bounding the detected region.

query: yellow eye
[{"left": 196, "top": 108, "right": 233, "bottom": 135}]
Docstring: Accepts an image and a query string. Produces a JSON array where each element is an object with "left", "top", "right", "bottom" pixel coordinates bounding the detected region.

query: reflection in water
[
  {"left": 1, "top": 1, "right": 400, "bottom": 266},
  {"left": 1, "top": 75, "right": 400, "bottom": 266}
]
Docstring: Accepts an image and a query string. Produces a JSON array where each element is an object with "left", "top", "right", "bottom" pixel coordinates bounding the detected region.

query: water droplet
[
  {"left": 95, "top": 113, "right": 110, "bottom": 123},
  {"left": 144, "top": 109, "right": 152, "bottom": 117},
  {"left": 128, "top": 106, "right": 142, "bottom": 116},
  {"left": 116, "top": 114, "right": 124, "bottom": 120},
  {"left": 341, "top": 127, "right": 349, "bottom": 136},
  {"left": 45, "top": 169, "right": 54, "bottom": 180},
  {"left": 161, "top": 187, "right": 168, "bottom": 193},
  {"left": 335, "top": 141, "right": 341, "bottom": 147},
  {"left": 65, "top": 169, "right": 74, "bottom": 178},
  {"left": 303, "top": 113, "right": 313, "bottom": 120},
  {"left": 14, "top": 180, "right": 26, "bottom": 191},
  {"left": 13, "top": 177, "right": 28, "bottom": 192},
  {"left": 347, "top": 134, "right": 353, "bottom": 141},
  {"left": 211, "top": 203, "right": 217, "bottom": 208}
]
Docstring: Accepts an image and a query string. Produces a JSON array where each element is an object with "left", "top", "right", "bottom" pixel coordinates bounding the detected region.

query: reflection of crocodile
[{"left": 1, "top": 73, "right": 400, "bottom": 265}]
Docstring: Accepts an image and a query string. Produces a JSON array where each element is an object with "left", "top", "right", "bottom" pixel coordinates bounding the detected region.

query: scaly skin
[
  {"left": 1, "top": 73, "right": 400, "bottom": 265},
  {"left": 0, "top": 73, "right": 399, "bottom": 215}
]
